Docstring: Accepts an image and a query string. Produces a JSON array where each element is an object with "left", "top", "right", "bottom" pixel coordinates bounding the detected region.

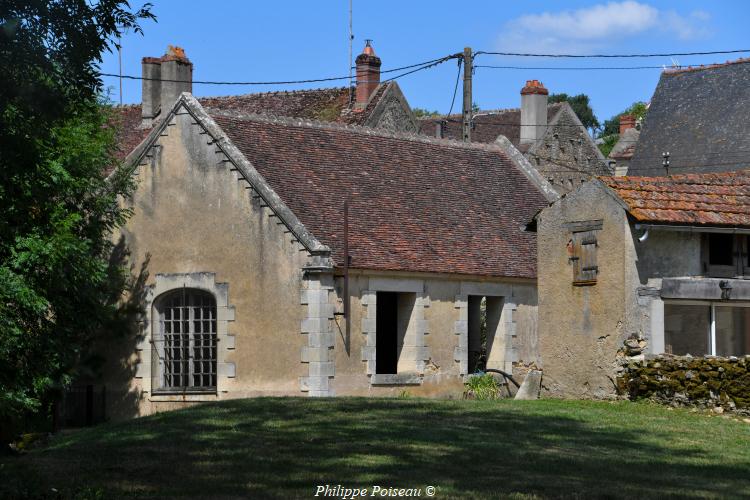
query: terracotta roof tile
[
  {"left": 112, "top": 84, "right": 393, "bottom": 161},
  {"left": 211, "top": 113, "right": 547, "bottom": 278},
  {"left": 600, "top": 170, "right": 750, "bottom": 227}
]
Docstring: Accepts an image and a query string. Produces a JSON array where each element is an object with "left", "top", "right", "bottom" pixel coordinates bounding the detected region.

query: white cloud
[{"left": 496, "top": 2, "right": 711, "bottom": 54}]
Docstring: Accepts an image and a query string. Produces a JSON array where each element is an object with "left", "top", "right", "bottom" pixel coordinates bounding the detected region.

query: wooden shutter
[{"left": 572, "top": 230, "right": 598, "bottom": 285}]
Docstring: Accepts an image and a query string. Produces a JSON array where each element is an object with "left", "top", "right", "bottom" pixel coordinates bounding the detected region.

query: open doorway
[
  {"left": 467, "top": 295, "right": 503, "bottom": 373},
  {"left": 375, "top": 291, "right": 417, "bottom": 374}
]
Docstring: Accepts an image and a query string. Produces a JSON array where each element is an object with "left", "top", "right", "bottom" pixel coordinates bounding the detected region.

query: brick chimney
[
  {"left": 619, "top": 114, "right": 636, "bottom": 134},
  {"left": 355, "top": 40, "right": 381, "bottom": 110},
  {"left": 141, "top": 46, "right": 193, "bottom": 127},
  {"left": 520, "top": 80, "right": 548, "bottom": 145}
]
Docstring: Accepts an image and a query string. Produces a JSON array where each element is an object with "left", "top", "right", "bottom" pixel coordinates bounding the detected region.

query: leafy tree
[
  {"left": 600, "top": 101, "right": 648, "bottom": 137},
  {"left": 412, "top": 107, "right": 440, "bottom": 118},
  {"left": 548, "top": 93, "right": 600, "bottom": 133},
  {"left": 0, "top": 1, "right": 154, "bottom": 433}
]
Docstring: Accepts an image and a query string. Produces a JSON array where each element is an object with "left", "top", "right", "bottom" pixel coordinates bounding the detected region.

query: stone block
[
  {"left": 514, "top": 370, "right": 542, "bottom": 400},
  {"left": 370, "top": 373, "right": 422, "bottom": 385},
  {"left": 307, "top": 332, "right": 335, "bottom": 348},
  {"left": 301, "top": 346, "right": 332, "bottom": 363},
  {"left": 308, "top": 362, "right": 335, "bottom": 377},
  {"left": 301, "top": 318, "right": 329, "bottom": 333},
  {"left": 218, "top": 362, "right": 236, "bottom": 378},
  {"left": 299, "top": 376, "right": 330, "bottom": 392}
]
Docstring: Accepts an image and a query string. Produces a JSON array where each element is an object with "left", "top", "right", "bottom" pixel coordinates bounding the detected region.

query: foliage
[
  {"left": 548, "top": 93, "right": 600, "bottom": 132},
  {"left": 464, "top": 373, "right": 500, "bottom": 400},
  {"left": 0, "top": 1, "right": 154, "bottom": 430},
  {"left": 598, "top": 134, "right": 620, "bottom": 157},
  {"left": 600, "top": 101, "right": 648, "bottom": 137},
  {"left": 4, "top": 398, "right": 750, "bottom": 499},
  {"left": 412, "top": 107, "right": 440, "bottom": 118}
]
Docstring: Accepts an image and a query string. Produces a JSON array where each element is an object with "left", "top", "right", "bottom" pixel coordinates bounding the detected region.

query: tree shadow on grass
[{"left": 6, "top": 398, "right": 750, "bottom": 499}]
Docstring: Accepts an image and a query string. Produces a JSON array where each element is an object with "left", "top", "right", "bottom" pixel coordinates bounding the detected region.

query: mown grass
[{"left": 2, "top": 398, "right": 750, "bottom": 499}]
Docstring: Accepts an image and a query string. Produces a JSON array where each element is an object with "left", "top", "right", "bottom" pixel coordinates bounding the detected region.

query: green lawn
[{"left": 2, "top": 398, "right": 750, "bottom": 499}]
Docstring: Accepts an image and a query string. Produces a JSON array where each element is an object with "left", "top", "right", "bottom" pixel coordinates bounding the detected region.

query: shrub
[{"left": 464, "top": 373, "right": 500, "bottom": 400}]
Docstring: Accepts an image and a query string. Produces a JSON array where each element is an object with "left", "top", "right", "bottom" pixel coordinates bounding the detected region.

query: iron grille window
[{"left": 155, "top": 289, "right": 217, "bottom": 392}]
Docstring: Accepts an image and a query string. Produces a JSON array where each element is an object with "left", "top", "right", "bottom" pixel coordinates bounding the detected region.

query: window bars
[{"left": 152, "top": 288, "right": 217, "bottom": 393}]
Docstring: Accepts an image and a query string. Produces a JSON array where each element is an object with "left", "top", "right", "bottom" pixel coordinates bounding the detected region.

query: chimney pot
[
  {"left": 355, "top": 41, "right": 381, "bottom": 110},
  {"left": 520, "top": 79, "right": 548, "bottom": 144},
  {"left": 619, "top": 114, "right": 636, "bottom": 134}
]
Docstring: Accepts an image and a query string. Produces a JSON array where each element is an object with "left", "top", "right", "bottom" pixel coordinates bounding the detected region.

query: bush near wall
[{"left": 617, "top": 354, "right": 750, "bottom": 414}]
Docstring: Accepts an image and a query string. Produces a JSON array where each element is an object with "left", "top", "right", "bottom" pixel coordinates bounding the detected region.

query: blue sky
[{"left": 101, "top": 1, "right": 748, "bottom": 123}]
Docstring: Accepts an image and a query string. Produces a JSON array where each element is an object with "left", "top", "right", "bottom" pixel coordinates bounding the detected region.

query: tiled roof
[
  {"left": 600, "top": 170, "right": 750, "bottom": 227},
  {"left": 210, "top": 112, "right": 548, "bottom": 279},
  {"left": 111, "top": 105, "right": 151, "bottom": 162},
  {"left": 628, "top": 58, "right": 750, "bottom": 175},
  {"left": 417, "top": 104, "right": 564, "bottom": 145},
  {"left": 112, "top": 84, "right": 394, "bottom": 160}
]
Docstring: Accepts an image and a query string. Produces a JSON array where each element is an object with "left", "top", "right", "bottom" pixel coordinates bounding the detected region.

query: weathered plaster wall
[
  {"left": 107, "top": 111, "right": 310, "bottom": 419},
  {"left": 537, "top": 182, "right": 630, "bottom": 398},
  {"left": 331, "top": 272, "right": 537, "bottom": 398}
]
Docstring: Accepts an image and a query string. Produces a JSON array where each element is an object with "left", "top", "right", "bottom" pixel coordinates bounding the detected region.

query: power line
[
  {"left": 100, "top": 54, "right": 460, "bottom": 86},
  {"left": 447, "top": 58, "right": 462, "bottom": 116},
  {"left": 475, "top": 64, "right": 676, "bottom": 71},
  {"left": 474, "top": 49, "right": 750, "bottom": 58}
]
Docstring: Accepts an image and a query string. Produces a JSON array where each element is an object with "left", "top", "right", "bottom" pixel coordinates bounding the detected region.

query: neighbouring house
[
  {"left": 418, "top": 80, "right": 611, "bottom": 194},
  {"left": 114, "top": 43, "right": 418, "bottom": 163},
  {"left": 628, "top": 58, "right": 750, "bottom": 176},
  {"left": 536, "top": 170, "right": 750, "bottom": 397},
  {"left": 608, "top": 114, "right": 640, "bottom": 176},
  {"left": 98, "top": 47, "right": 557, "bottom": 419}
]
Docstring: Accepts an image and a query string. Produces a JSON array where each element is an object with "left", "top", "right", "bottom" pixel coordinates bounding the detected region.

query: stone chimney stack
[
  {"left": 141, "top": 57, "right": 162, "bottom": 126},
  {"left": 355, "top": 40, "right": 381, "bottom": 110},
  {"left": 141, "top": 45, "right": 192, "bottom": 127},
  {"left": 520, "top": 80, "right": 548, "bottom": 145},
  {"left": 619, "top": 114, "right": 636, "bottom": 134}
]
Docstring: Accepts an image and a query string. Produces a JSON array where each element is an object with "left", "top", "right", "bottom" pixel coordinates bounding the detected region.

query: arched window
[{"left": 154, "top": 289, "right": 217, "bottom": 392}]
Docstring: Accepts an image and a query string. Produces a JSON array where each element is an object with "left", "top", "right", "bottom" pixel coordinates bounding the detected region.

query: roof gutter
[{"left": 634, "top": 223, "right": 750, "bottom": 235}]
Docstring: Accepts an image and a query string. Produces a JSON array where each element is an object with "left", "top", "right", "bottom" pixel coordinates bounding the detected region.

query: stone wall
[
  {"left": 617, "top": 353, "right": 750, "bottom": 414},
  {"left": 527, "top": 107, "right": 610, "bottom": 195}
]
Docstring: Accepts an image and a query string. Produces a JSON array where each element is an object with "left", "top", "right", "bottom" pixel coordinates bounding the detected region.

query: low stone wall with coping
[{"left": 616, "top": 352, "right": 750, "bottom": 414}]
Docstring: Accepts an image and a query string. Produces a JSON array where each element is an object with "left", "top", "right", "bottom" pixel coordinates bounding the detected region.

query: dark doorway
[
  {"left": 467, "top": 295, "right": 504, "bottom": 373},
  {"left": 376, "top": 291, "right": 398, "bottom": 374}
]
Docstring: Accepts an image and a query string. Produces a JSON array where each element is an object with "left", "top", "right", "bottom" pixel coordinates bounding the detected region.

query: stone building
[
  {"left": 628, "top": 58, "right": 750, "bottom": 176},
  {"left": 101, "top": 45, "right": 557, "bottom": 418},
  {"left": 114, "top": 43, "right": 418, "bottom": 163},
  {"left": 418, "top": 80, "right": 611, "bottom": 194},
  {"left": 535, "top": 170, "right": 750, "bottom": 397},
  {"left": 608, "top": 114, "right": 640, "bottom": 176}
]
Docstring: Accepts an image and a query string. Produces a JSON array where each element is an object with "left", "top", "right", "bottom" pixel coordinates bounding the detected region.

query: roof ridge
[
  {"left": 209, "top": 109, "right": 518, "bottom": 155},
  {"left": 417, "top": 103, "right": 564, "bottom": 121},
  {"left": 600, "top": 169, "right": 750, "bottom": 183},
  {"left": 197, "top": 86, "right": 349, "bottom": 101},
  {"left": 663, "top": 57, "right": 750, "bottom": 76}
]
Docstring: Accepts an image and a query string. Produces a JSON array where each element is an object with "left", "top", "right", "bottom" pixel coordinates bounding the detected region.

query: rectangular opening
[
  {"left": 375, "top": 292, "right": 417, "bottom": 375},
  {"left": 714, "top": 306, "right": 750, "bottom": 356},
  {"left": 664, "top": 304, "right": 710, "bottom": 356},
  {"left": 467, "top": 295, "right": 504, "bottom": 373},
  {"left": 708, "top": 233, "right": 734, "bottom": 266},
  {"left": 704, "top": 233, "right": 748, "bottom": 277}
]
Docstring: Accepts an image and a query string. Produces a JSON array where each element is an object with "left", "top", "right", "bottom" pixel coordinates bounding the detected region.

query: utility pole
[{"left": 462, "top": 47, "right": 472, "bottom": 142}]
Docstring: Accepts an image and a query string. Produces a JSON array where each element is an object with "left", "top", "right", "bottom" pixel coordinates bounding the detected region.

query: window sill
[
  {"left": 151, "top": 389, "right": 217, "bottom": 396},
  {"left": 370, "top": 373, "right": 422, "bottom": 386}
]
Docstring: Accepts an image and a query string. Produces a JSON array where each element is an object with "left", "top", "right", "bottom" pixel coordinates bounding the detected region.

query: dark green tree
[
  {"left": 548, "top": 93, "right": 600, "bottom": 133},
  {"left": 0, "top": 1, "right": 154, "bottom": 433},
  {"left": 600, "top": 101, "right": 648, "bottom": 137}
]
